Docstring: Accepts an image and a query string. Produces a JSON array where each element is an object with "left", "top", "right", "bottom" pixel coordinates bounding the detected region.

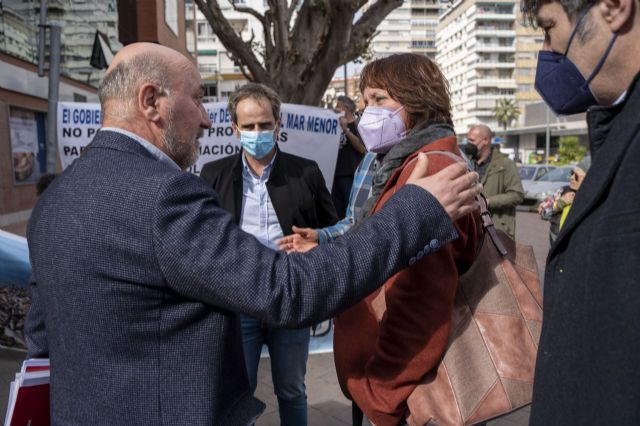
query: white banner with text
[{"left": 57, "top": 102, "right": 341, "bottom": 189}]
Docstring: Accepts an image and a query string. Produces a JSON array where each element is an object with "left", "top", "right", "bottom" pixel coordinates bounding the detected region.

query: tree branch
[
  {"left": 226, "top": 0, "right": 267, "bottom": 26},
  {"left": 347, "top": 0, "right": 403, "bottom": 61},
  {"left": 286, "top": 0, "right": 301, "bottom": 23},
  {"left": 194, "top": 0, "right": 269, "bottom": 83}
]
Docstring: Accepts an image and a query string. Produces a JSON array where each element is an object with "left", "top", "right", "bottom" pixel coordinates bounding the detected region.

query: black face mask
[{"left": 463, "top": 143, "right": 479, "bottom": 161}]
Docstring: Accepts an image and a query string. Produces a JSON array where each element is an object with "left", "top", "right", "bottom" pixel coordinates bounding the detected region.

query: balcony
[
  {"left": 198, "top": 63, "right": 219, "bottom": 75},
  {"left": 475, "top": 78, "right": 517, "bottom": 88},
  {"left": 475, "top": 29, "right": 515, "bottom": 37},
  {"left": 476, "top": 44, "right": 516, "bottom": 52}
]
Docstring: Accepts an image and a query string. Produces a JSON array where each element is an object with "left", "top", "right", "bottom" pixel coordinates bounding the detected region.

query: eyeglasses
[{"left": 571, "top": 170, "right": 582, "bottom": 179}]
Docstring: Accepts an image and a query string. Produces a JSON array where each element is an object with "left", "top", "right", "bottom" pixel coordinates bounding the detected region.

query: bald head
[
  {"left": 98, "top": 43, "right": 193, "bottom": 120},
  {"left": 469, "top": 124, "right": 492, "bottom": 140},
  {"left": 96, "top": 43, "right": 210, "bottom": 170},
  {"left": 466, "top": 124, "right": 494, "bottom": 161}
]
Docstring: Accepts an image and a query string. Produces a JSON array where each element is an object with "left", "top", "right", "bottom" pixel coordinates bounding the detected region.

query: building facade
[
  {"left": 436, "top": 0, "right": 542, "bottom": 135},
  {"left": 368, "top": 0, "right": 442, "bottom": 60},
  {"left": 1, "top": 0, "right": 189, "bottom": 236},
  {"left": 369, "top": 1, "right": 412, "bottom": 58},
  {"left": 409, "top": 0, "right": 441, "bottom": 59},
  {"left": 2, "top": 0, "right": 121, "bottom": 88},
  {"left": 437, "top": 0, "right": 518, "bottom": 134},
  {"left": 185, "top": 0, "right": 264, "bottom": 101}
]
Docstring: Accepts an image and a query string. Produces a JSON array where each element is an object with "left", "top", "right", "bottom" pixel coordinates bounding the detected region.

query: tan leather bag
[{"left": 373, "top": 151, "right": 543, "bottom": 426}]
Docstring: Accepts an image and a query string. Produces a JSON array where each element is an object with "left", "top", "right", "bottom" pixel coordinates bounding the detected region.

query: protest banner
[{"left": 57, "top": 102, "right": 341, "bottom": 189}]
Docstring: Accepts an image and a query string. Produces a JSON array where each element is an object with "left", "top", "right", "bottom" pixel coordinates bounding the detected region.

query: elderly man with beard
[{"left": 24, "top": 43, "right": 483, "bottom": 425}]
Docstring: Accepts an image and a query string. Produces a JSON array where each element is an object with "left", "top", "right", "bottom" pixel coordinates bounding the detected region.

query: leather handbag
[{"left": 374, "top": 151, "right": 543, "bottom": 426}]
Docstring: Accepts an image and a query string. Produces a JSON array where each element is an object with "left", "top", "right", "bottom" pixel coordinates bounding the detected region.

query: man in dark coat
[
  {"left": 466, "top": 124, "right": 523, "bottom": 239},
  {"left": 521, "top": 0, "right": 640, "bottom": 423},
  {"left": 24, "top": 43, "right": 482, "bottom": 425},
  {"left": 200, "top": 83, "right": 338, "bottom": 425}
]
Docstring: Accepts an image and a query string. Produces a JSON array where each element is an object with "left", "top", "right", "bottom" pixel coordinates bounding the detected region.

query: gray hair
[
  {"left": 97, "top": 53, "right": 171, "bottom": 117},
  {"left": 228, "top": 83, "right": 281, "bottom": 124}
]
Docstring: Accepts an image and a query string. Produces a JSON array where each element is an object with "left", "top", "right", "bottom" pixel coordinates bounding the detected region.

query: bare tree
[{"left": 193, "top": 0, "right": 403, "bottom": 105}]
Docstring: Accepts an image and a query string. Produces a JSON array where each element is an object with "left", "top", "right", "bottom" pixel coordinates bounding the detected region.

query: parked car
[
  {"left": 519, "top": 164, "right": 556, "bottom": 193},
  {"left": 521, "top": 166, "right": 573, "bottom": 210}
]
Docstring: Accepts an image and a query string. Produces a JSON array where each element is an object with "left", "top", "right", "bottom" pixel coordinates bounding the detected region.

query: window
[
  {"left": 164, "top": 0, "right": 178, "bottom": 35},
  {"left": 516, "top": 52, "right": 537, "bottom": 60}
]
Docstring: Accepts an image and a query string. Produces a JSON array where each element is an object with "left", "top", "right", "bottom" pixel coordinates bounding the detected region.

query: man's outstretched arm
[{"left": 153, "top": 154, "right": 481, "bottom": 327}]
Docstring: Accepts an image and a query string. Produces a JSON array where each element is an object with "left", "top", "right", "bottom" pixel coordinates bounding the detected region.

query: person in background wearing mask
[
  {"left": 331, "top": 95, "right": 366, "bottom": 217},
  {"left": 465, "top": 124, "right": 524, "bottom": 239},
  {"left": 538, "top": 155, "right": 591, "bottom": 243},
  {"left": 326, "top": 53, "right": 482, "bottom": 426},
  {"left": 520, "top": 0, "right": 640, "bottom": 423},
  {"left": 200, "top": 83, "right": 338, "bottom": 426}
]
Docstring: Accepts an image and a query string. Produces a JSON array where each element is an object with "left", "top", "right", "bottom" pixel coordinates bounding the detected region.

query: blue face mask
[
  {"left": 239, "top": 130, "right": 276, "bottom": 159},
  {"left": 535, "top": 8, "right": 618, "bottom": 115}
]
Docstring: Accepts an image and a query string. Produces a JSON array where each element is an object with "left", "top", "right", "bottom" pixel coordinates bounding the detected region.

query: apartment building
[
  {"left": 1, "top": 0, "right": 189, "bottom": 235},
  {"left": 2, "top": 0, "right": 121, "bottom": 88},
  {"left": 369, "top": 0, "right": 442, "bottom": 60},
  {"left": 437, "top": 1, "right": 542, "bottom": 135},
  {"left": 437, "top": 0, "right": 519, "bottom": 133},
  {"left": 369, "top": 1, "right": 412, "bottom": 58},
  {"left": 409, "top": 0, "right": 441, "bottom": 59},
  {"left": 514, "top": 9, "right": 544, "bottom": 105},
  {"left": 185, "top": 0, "right": 264, "bottom": 101}
]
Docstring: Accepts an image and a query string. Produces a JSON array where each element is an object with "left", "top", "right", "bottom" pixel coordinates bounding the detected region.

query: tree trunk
[{"left": 194, "top": 0, "right": 403, "bottom": 105}]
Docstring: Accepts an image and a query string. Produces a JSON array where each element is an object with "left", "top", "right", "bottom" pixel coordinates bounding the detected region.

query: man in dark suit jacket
[
  {"left": 200, "top": 83, "right": 338, "bottom": 425},
  {"left": 520, "top": 0, "right": 640, "bottom": 424},
  {"left": 25, "top": 43, "right": 482, "bottom": 425}
]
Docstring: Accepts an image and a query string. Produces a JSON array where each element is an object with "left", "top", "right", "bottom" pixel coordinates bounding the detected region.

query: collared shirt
[
  {"left": 612, "top": 90, "right": 628, "bottom": 106},
  {"left": 238, "top": 151, "right": 283, "bottom": 250},
  {"left": 101, "top": 127, "right": 181, "bottom": 171},
  {"left": 317, "top": 152, "right": 376, "bottom": 244}
]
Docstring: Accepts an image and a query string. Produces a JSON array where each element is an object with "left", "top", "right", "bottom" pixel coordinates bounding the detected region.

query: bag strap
[{"left": 420, "top": 150, "right": 508, "bottom": 257}]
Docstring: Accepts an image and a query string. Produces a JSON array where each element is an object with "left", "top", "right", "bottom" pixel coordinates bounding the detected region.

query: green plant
[
  {"left": 493, "top": 98, "right": 520, "bottom": 135},
  {"left": 555, "top": 136, "right": 587, "bottom": 165}
]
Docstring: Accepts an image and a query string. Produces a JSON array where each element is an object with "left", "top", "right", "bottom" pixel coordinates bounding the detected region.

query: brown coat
[{"left": 333, "top": 137, "right": 482, "bottom": 426}]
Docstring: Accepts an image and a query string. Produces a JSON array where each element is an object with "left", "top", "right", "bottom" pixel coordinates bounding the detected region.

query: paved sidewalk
[
  {"left": 255, "top": 353, "right": 532, "bottom": 426},
  {"left": 0, "top": 213, "right": 549, "bottom": 424}
]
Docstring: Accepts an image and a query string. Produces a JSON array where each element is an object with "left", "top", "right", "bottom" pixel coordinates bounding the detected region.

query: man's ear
[
  {"left": 138, "top": 83, "right": 164, "bottom": 123},
  {"left": 597, "top": 0, "right": 634, "bottom": 33},
  {"left": 231, "top": 122, "right": 241, "bottom": 138}
]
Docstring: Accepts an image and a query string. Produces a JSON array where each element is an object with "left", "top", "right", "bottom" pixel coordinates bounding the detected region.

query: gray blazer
[{"left": 25, "top": 130, "right": 456, "bottom": 425}]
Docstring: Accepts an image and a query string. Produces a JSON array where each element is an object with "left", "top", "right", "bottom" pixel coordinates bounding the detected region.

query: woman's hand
[{"left": 277, "top": 226, "right": 319, "bottom": 253}]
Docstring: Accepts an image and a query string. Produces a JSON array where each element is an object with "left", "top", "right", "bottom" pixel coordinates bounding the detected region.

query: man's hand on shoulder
[{"left": 407, "top": 153, "right": 482, "bottom": 222}]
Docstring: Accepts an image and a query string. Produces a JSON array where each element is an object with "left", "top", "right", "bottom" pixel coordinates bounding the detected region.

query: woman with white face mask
[{"left": 332, "top": 53, "right": 483, "bottom": 426}]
